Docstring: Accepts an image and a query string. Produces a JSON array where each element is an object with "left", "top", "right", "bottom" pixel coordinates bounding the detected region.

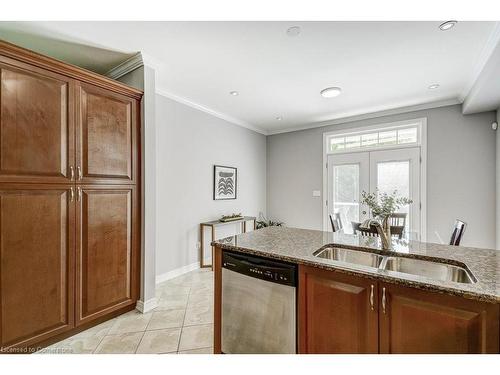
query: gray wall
[
  {"left": 156, "top": 94, "right": 267, "bottom": 276},
  {"left": 267, "top": 104, "right": 497, "bottom": 249}
]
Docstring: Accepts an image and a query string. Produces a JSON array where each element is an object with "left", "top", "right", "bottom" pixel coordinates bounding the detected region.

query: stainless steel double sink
[{"left": 313, "top": 247, "right": 476, "bottom": 284}]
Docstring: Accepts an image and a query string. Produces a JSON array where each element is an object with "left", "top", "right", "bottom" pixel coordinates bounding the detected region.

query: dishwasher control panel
[{"left": 222, "top": 251, "right": 297, "bottom": 287}]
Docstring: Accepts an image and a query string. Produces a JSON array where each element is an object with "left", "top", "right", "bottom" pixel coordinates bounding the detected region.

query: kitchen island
[{"left": 212, "top": 227, "right": 500, "bottom": 354}]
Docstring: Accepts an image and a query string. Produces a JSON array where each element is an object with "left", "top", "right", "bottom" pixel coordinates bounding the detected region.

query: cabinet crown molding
[{"left": 0, "top": 39, "right": 143, "bottom": 100}]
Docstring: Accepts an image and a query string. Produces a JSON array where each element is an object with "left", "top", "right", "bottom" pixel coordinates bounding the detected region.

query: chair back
[
  {"left": 329, "top": 213, "right": 343, "bottom": 232},
  {"left": 390, "top": 213, "right": 407, "bottom": 228},
  {"left": 449, "top": 219, "right": 467, "bottom": 246}
]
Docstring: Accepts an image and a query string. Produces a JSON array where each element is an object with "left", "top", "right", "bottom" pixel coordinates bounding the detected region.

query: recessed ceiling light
[
  {"left": 276, "top": 116, "right": 282, "bottom": 121},
  {"left": 439, "top": 21, "right": 457, "bottom": 31},
  {"left": 428, "top": 84, "right": 440, "bottom": 90},
  {"left": 229, "top": 91, "right": 239, "bottom": 96},
  {"left": 286, "top": 26, "right": 301, "bottom": 37},
  {"left": 320, "top": 87, "right": 342, "bottom": 98}
]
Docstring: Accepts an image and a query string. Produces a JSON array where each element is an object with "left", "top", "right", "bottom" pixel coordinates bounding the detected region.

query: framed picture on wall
[{"left": 214, "top": 165, "right": 237, "bottom": 200}]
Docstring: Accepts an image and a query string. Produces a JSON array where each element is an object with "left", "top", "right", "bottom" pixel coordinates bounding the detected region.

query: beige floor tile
[
  {"left": 179, "top": 324, "right": 213, "bottom": 351},
  {"left": 108, "top": 311, "right": 152, "bottom": 334},
  {"left": 184, "top": 304, "right": 213, "bottom": 326},
  {"left": 52, "top": 336, "right": 104, "bottom": 354},
  {"left": 73, "top": 320, "right": 115, "bottom": 339},
  {"left": 160, "top": 285, "right": 191, "bottom": 297},
  {"left": 178, "top": 347, "right": 213, "bottom": 354},
  {"left": 147, "top": 309, "right": 185, "bottom": 330},
  {"left": 136, "top": 328, "right": 181, "bottom": 354},
  {"left": 94, "top": 332, "right": 144, "bottom": 354},
  {"left": 156, "top": 293, "right": 189, "bottom": 311}
]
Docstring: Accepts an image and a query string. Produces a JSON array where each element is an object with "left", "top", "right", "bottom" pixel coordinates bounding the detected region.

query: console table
[{"left": 199, "top": 216, "right": 257, "bottom": 269}]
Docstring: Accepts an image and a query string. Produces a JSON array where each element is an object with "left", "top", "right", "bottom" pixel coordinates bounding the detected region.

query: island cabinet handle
[
  {"left": 382, "top": 287, "right": 387, "bottom": 314},
  {"left": 369, "top": 285, "right": 374, "bottom": 310},
  {"left": 70, "top": 166, "right": 74, "bottom": 181},
  {"left": 70, "top": 187, "right": 74, "bottom": 202},
  {"left": 77, "top": 166, "right": 83, "bottom": 181}
]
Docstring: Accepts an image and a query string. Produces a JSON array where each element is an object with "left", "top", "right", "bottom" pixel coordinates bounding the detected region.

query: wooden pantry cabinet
[
  {"left": 298, "top": 264, "right": 499, "bottom": 354},
  {"left": 0, "top": 40, "right": 142, "bottom": 352}
]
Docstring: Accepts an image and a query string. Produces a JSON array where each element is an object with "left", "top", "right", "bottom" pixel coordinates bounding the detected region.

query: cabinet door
[
  {"left": 379, "top": 282, "right": 500, "bottom": 353},
  {"left": 0, "top": 58, "right": 75, "bottom": 184},
  {"left": 75, "top": 185, "right": 139, "bottom": 325},
  {"left": 77, "top": 83, "right": 138, "bottom": 185},
  {"left": 0, "top": 184, "right": 75, "bottom": 350},
  {"left": 298, "top": 265, "right": 378, "bottom": 353}
]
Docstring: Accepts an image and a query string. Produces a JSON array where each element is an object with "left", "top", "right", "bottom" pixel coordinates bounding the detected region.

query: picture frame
[{"left": 213, "top": 165, "right": 237, "bottom": 200}]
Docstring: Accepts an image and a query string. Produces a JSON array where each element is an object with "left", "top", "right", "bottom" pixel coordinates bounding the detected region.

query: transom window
[{"left": 326, "top": 120, "right": 422, "bottom": 154}]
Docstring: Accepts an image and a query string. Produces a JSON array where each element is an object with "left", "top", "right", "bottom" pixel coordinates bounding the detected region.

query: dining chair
[
  {"left": 329, "top": 213, "right": 343, "bottom": 232},
  {"left": 449, "top": 219, "right": 467, "bottom": 246},
  {"left": 390, "top": 213, "right": 407, "bottom": 228}
]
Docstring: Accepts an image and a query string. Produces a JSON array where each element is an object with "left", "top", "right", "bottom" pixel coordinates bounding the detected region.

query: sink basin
[
  {"left": 313, "top": 247, "right": 384, "bottom": 268},
  {"left": 381, "top": 257, "right": 476, "bottom": 284}
]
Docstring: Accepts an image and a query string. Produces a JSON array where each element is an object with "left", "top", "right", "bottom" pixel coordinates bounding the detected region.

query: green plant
[
  {"left": 256, "top": 218, "right": 284, "bottom": 229},
  {"left": 361, "top": 190, "right": 413, "bottom": 219}
]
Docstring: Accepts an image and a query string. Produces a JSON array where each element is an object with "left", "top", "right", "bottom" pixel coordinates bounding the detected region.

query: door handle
[
  {"left": 77, "top": 187, "right": 82, "bottom": 202},
  {"left": 77, "top": 166, "right": 83, "bottom": 181},
  {"left": 369, "top": 284, "right": 374, "bottom": 310},
  {"left": 70, "top": 166, "right": 74, "bottom": 181},
  {"left": 70, "top": 187, "right": 74, "bottom": 202},
  {"left": 382, "top": 287, "right": 387, "bottom": 314}
]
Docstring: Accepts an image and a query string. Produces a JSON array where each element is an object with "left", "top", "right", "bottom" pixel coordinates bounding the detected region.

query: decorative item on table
[
  {"left": 214, "top": 165, "right": 237, "bottom": 200},
  {"left": 256, "top": 214, "right": 284, "bottom": 229},
  {"left": 360, "top": 190, "right": 413, "bottom": 250},
  {"left": 220, "top": 213, "right": 244, "bottom": 222}
]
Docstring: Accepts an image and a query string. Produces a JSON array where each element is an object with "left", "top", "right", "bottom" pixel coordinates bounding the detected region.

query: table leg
[
  {"left": 200, "top": 224, "right": 205, "bottom": 268},
  {"left": 243, "top": 220, "right": 247, "bottom": 233},
  {"left": 253, "top": 219, "right": 256, "bottom": 230}
]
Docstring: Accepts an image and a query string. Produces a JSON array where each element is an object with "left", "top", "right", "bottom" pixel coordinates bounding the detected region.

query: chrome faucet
[{"left": 361, "top": 219, "right": 391, "bottom": 250}]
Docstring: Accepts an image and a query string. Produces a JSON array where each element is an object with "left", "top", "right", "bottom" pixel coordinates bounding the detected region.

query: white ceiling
[{"left": 0, "top": 21, "right": 499, "bottom": 134}]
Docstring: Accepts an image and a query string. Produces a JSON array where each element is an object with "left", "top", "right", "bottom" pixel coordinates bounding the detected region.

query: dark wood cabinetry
[
  {"left": 299, "top": 266, "right": 378, "bottom": 353},
  {"left": 298, "top": 265, "right": 499, "bottom": 354},
  {"left": 378, "top": 282, "right": 499, "bottom": 354},
  {"left": 0, "top": 40, "right": 142, "bottom": 352}
]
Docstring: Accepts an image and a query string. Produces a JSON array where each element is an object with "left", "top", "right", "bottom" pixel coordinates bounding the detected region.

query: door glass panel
[
  {"left": 376, "top": 161, "right": 410, "bottom": 231},
  {"left": 333, "top": 164, "right": 359, "bottom": 234}
]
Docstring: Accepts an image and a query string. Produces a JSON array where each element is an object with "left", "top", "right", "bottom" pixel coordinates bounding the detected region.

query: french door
[{"left": 327, "top": 147, "right": 422, "bottom": 239}]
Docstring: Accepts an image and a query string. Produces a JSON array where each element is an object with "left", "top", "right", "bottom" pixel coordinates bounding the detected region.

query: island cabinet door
[
  {"left": 298, "top": 265, "right": 379, "bottom": 354},
  {"left": 75, "top": 185, "right": 140, "bottom": 326},
  {"left": 378, "top": 282, "right": 500, "bottom": 354}
]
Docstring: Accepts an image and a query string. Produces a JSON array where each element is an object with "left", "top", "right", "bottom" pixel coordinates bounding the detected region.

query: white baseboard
[
  {"left": 136, "top": 297, "right": 158, "bottom": 313},
  {"left": 156, "top": 262, "right": 200, "bottom": 285}
]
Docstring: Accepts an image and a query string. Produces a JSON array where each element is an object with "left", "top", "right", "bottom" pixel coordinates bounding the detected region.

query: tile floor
[{"left": 37, "top": 268, "right": 214, "bottom": 354}]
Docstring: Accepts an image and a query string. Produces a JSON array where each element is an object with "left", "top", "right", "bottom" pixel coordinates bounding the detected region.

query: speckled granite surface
[{"left": 213, "top": 227, "right": 500, "bottom": 303}]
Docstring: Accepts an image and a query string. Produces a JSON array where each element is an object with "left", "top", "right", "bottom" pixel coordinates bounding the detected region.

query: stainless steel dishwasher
[{"left": 221, "top": 250, "right": 297, "bottom": 354}]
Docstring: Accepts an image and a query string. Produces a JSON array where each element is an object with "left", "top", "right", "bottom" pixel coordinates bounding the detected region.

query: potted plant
[
  {"left": 360, "top": 190, "right": 413, "bottom": 249},
  {"left": 256, "top": 215, "right": 284, "bottom": 230}
]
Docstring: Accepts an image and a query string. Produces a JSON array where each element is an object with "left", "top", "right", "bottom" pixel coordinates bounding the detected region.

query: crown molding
[
  {"left": 155, "top": 87, "right": 268, "bottom": 135},
  {"left": 460, "top": 21, "right": 500, "bottom": 102},
  {"left": 266, "top": 98, "right": 461, "bottom": 135},
  {"left": 105, "top": 52, "right": 143, "bottom": 79}
]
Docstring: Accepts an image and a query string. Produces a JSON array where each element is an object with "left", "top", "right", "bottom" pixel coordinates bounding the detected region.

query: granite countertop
[{"left": 212, "top": 226, "right": 500, "bottom": 303}]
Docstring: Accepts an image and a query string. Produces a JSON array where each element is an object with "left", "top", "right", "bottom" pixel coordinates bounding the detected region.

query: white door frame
[{"left": 322, "top": 118, "right": 427, "bottom": 241}]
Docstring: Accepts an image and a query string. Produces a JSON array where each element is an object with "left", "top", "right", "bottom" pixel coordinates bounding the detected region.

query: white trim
[
  {"left": 135, "top": 298, "right": 158, "bottom": 313},
  {"left": 460, "top": 22, "right": 500, "bottom": 102},
  {"left": 268, "top": 98, "right": 458, "bottom": 135},
  {"left": 155, "top": 88, "right": 268, "bottom": 135},
  {"left": 322, "top": 117, "right": 427, "bottom": 241},
  {"left": 155, "top": 261, "right": 200, "bottom": 285},
  {"left": 105, "top": 52, "right": 143, "bottom": 79}
]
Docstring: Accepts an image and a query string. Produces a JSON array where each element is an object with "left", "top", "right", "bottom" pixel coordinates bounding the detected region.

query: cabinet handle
[
  {"left": 77, "top": 187, "right": 82, "bottom": 202},
  {"left": 70, "top": 187, "right": 74, "bottom": 202},
  {"left": 70, "top": 166, "right": 74, "bottom": 181},
  {"left": 382, "top": 287, "right": 387, "bottom": 314},
  {"left": 77, "top": 166, "right": 83, "bottom": 181},
  {"left": 370, "top": 284, "right": 374, "bottom": 310}
]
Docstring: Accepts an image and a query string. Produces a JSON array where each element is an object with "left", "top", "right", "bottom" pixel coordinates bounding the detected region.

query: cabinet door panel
[
  {"left": 0, "top": 60, "right": 75, "bottom": 183},
  {"left": 78, "top": 84, "right": 138, "bottom": 184},
  {"left": 299, "top": 265, "right": 378, "bottom": 353},
  {"left": 379, "top": 283, "right": 499, "bottom": 354},
  {"left": 0, "top": 185, "right": 75, "bottom": 350},
  {"left": 76, "top": 186, "right": 138, "bottom": 325}
]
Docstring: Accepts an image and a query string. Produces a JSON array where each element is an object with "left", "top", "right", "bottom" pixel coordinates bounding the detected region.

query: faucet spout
[{"left": 361, "top": 219, "right": 391, "bottom": 250}]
